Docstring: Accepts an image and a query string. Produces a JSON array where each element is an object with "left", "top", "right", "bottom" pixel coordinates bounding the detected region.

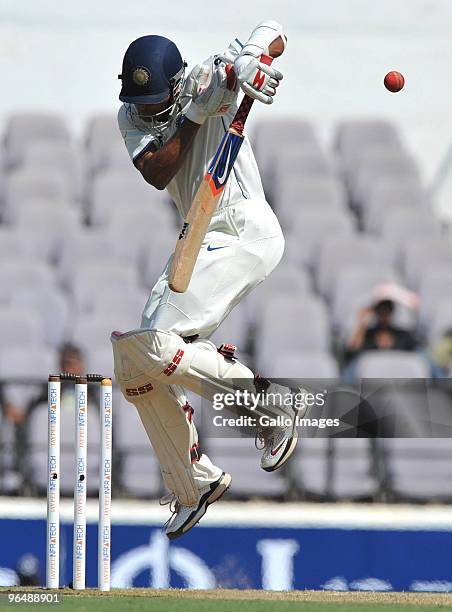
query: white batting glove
[
  {"left": 234, "top": 55, "right": 283, "bottom": 105},
  {"left": 184, "top": 58, "right": 239, "bottom": 125}
]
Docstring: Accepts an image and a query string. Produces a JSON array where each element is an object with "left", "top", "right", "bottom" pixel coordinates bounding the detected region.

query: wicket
[{"left": 46, "top": 373, "right": 113, "bottom": 591}]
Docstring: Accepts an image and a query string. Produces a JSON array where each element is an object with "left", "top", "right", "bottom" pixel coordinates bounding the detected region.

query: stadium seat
[
  {"left": 4, "top": 112, "right": 70, "bottom": 169},
  {"left": 0, "top": 308, "right": 45, "bottom": 347},
  {"left": 256, "top": 296, "right": 331, "bottom": 367},
  {"left": 274, "top": 175, "right": 347, "bottom": 220},
  {"left": 418, "top": 267, "right": 452, "bottom": 332},
  {"left": 84, "top": 113, "right": 124, "bottom": 175},
  {"left": 256, "top": 350, "right": 339, "bottom": 379},
  {"left": 112, "top": 390, "right": 163, "bottom": 498},
  {"left": 89, "top": 169, "right": 171, "bottom": 227},
  {"left": 204, "top": 436, "right": 288, "bottom": 498},
  {"left": 10, "top": 288, "right": 71, "bottom": 349},
  {"left": 284, "top": 208, "right": 356, "bottom": 267},
  {"left": 355, "top": 351, "right": 430, "bottom": 378},
  {"left": 402, "top": 239, "right": 452, "bottom": 289},
  {"left": 351, "top": 152, "right": 421, "bottom": 210},
  {"left": 70, "top": 262, "right": 141, "bottom": 312},
  {"left": 19, "top": 141, "right": 85, "bottom": 202},
  {"left": 4, "top": 169, "right": 73, "bottom": 214},
  {"left": 316, "top": 237, "right": 386, "bottom": 299},
  {"left": 363, "top": 180, "right": 430, "bottom": 232},
  {"left": 209, "top": 302, "right": 250, "bottom": 356},
  {"left": 243, "top": 262, "right": 312, "bottom": 327}
]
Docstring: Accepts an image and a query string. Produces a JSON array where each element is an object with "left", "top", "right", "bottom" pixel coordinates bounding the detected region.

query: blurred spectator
[
  {"left": 342, "top": 298, "right": 418, "bottom": 382},
  {"left": 347, "top": 299, "right": 418, "bottom": 356},
  {"left": 430, "top": 328, "right": 452, "bottom": 378},
  {"left": 28, "top": 342, "right": 98, "bottom": 416}
]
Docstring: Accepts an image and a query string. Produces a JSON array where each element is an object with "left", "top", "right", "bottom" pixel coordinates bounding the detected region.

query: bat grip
[{"left": 230, "top": 54, "right": 273, "bottom": 135}]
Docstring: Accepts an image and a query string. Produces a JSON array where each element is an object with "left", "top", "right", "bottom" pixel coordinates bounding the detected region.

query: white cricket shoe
[
  {"left": 257, "top": 417, "right": 299, "bottom": 472},
  {"left": 162, "top": 472, "right": 232, "bottom": 540}
]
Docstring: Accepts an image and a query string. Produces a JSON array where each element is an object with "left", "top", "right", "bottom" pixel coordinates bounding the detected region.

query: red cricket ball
[{"left": 384, "top": 71, "right": 405, "bottom": 93}]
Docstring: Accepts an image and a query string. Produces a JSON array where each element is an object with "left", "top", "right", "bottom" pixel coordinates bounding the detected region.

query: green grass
[{"left": 1, "top": 589, "right": 452, "bottom": 612}]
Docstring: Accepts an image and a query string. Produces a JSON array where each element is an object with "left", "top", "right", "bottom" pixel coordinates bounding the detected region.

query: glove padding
[
  {"left": 184, "top": 58, "right": 239, "bottom": 125},
  {"left": 233, "top": 55, "right": 283, "bottom": 105}
]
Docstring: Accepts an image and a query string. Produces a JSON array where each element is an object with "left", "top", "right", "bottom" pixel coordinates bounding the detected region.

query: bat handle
[{"left": 230, "top": 54, "right": 273, "bottom": 135}]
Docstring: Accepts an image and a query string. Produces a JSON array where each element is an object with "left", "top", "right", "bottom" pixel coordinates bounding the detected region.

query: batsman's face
[{"left": 135, "top": 97, "right": 172, "bottom": 122}]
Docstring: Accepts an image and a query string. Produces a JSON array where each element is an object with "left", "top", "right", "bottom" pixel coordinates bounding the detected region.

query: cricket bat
[{"left": 169, "top": 42, "right": 284, "bottom": 293}]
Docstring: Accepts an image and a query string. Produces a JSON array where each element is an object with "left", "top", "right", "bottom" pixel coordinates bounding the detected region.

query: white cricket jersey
[{"left": 118, "top": 94, "right": 266, "bottom": 220}]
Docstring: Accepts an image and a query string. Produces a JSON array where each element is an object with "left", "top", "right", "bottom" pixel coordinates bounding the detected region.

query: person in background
[
  {"left": 430, "top": 328, "right": 452, "bottom": 378},
  {"left": 342, "top": 298, "right": 419, "bottom": 383},
  {"left": 346, "top": 299, "right": 418, "bottom": 359}
]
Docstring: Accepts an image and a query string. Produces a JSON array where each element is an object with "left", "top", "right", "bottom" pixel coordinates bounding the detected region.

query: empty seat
[
  {"left": 382, "top": 439, "right": 452, "bottom": 501},
  {"left": 379, "top": 210, "right": 441, "bottom": 250},
  {"left": 84, "top": 113, "right": 124, "bottom": 174},
  {"left": 352, "top": 152, "right": 421, "bottom": 210},
  {"left": 364, "top": 180, "right": 430, "bottom": 232},
  {"left": 243, "top": 262, "right": 312, "bottom": 326},
  {"left": 140, "top": 230, "right": 177, "bottom": 289},
  {"left": 71, "top": 312, "right": 140, "bottom": 353},
  {"left": 402, "top": 239, "right": 452, "bottom": 289},
  {"left": 418, "top": 267, "right": 452, "bottom": 330},
  {"left": 209, "top": 302, "right": 250, "bottom": 353},
  {"left": 113, "top": 390, "right": 163, "bottom": 498},
  {"left": 10, "top": 288, "right": 71, "bottom": 348},
  {"left": 275, "top": 175, "right": 347, "bottom": 218},
  {"left": 4, "top": 169, "right": 73, "bottom": 212},
  {"left": 70, "top": 262, "right": 141, "bottom": 312},
  {"left": 257, "top": 350, "right": 339, "bottom": 378},
  {"left": 253, "top": 119, "right": 318, "bottom": 190},
  {"left": 4, "top": 112, "right": 70, "bottom": 168},
  {"left": 316, "top": 237, "right": 385, "bottom": 299},
  {"left": 1, "top": 227, "right": 61, "bottom": 264},
  {"left": 355, "top": 351, "right": 430, "bottom": 378},
  {"left": 204, "top": 436, "right": 287, "bottom": 498},
  {"left": 20, "top": 142, "right": 85, "bottom": 202},
  {"left": 90, "top": 169, "right": 171, "bottom": 226},
  {"left": 0, "top": 308, "right": 44, "bottom": 347},
  {"left": 256, "top": 296, "right": 331, "bottom": 371},
  {"left": 58, "top": 229, "right": 119, "bottom": 280},
  {"left": 285, "top": 208, "right": 356, "bottom": 267},
  {"left": 331, "top": 439, "right": 378, "bottom": 500},
  {"left": 336, "top": 120, "right": 402, "bottom": 158},
  {"left": 0, "top": 259, "right": 56, "bottom": 303},
  {"left": 3, "top": 196, "right": 75, "bottom": 226},
  {"left": 288, "top": 438, "right": 330, "bottom": 499},
  {"left": 11, "top": 205, "right": 81, "bottom": 237},
  {"left": 273, "top": 149, "right": 336, "bottom": 199},
  {"left": 0, "top": 228, "right": 31, "bottom": 262}
]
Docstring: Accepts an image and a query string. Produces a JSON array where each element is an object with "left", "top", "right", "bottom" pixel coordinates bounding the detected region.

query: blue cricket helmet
[{"left": 118, "top": 35, "right": 184, "bottom": 104}]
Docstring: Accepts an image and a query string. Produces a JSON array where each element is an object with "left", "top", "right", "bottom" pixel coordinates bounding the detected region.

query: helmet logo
[{"left": 132, "top": 67, "right": 151, "bottom": 86}]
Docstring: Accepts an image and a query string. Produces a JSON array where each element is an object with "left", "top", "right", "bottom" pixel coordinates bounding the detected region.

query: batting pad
[
  {"left": 111, "top": 328, "right": 299, "bottom": 421},
  {"left": 112, "top": 337, "right": 220, "bottom": 506}
]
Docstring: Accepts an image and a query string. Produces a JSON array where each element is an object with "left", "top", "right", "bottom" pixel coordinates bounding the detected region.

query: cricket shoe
[
  {"left": 162, "top": 472, "right": 232, "bottom": 540},
  {"left": 255, "top": 381, "right": 309, "bottom": 472},
  {"left": 256, "top": 417, "right": 299, "bottom": 472}
]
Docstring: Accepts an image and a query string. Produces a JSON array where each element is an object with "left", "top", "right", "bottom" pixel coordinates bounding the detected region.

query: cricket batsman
[{"left": 112, "top": 21, "right": 303, "bottom": 539}]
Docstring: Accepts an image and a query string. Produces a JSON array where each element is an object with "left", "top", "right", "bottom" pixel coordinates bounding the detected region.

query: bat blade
[
  {"left": 168, "top": 53, "right": 275, "bottom": 294},
  {"left": 169, "top": 129, "right": 244, "bottom": 292}
]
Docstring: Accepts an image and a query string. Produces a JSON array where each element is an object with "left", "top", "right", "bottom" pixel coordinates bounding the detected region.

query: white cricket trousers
[{"left": 139, "top": 197, "right": 284, "bottom": 494}]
